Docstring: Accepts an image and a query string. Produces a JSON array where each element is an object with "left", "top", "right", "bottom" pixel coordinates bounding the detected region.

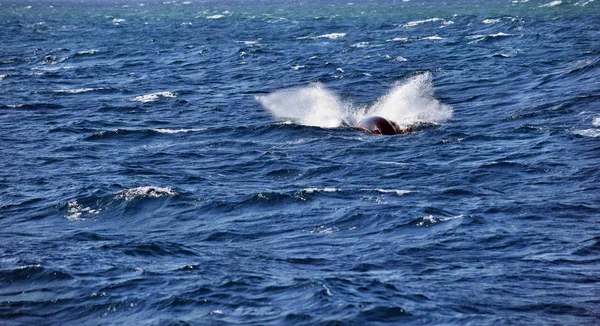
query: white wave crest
[
  {"left": 66, "top": 201, "right": 100, "bottom": 221},
  {"left": 152, "top": 128, "right": 206, "bottom": 134},
  {"left": 539, "top": 0, "right": 562, "bottom": 7},
  {"left": 421, "top": 35, "right": 444, "bottom": 41},
  {"left": 416, "top": 214, "right": 463, "bottom": 227},
  {"left": 483, "top": 18, "right": 501, "bottom": 24},
  {"left": 402, "top": 18, "right": 442, "bottom": 28},
  {"left": 573, "top": 129, "right": 600, "bottom": 137},
  {"left": 302, "top": 187, "right": 340, "bottom": 193},
  {"left": 77, "top": 49, "right": 100, "bottom": 55},
  {"left": 362, "top": 189, "right": 413, "bottom": 196},
  {"left": 206, "top": 14, "right": 224, "bottom": 19},
  {"left": 114, "top": 186, "right": 177, "bottom": 201},
  {"left": 351, "top": 42, "right": 369, "bottom": 48},
  {"left": 54, "top": 88, "right": 105, "bottom": 94},
  {"left": 297, "top": 33, "right": 346, "bottom": 40},
  {"left": 129, "top": 91, "right": 177, "bottom": 102},
  {"left": 257, "top": 72, "right": 452, "bottom": 130}
]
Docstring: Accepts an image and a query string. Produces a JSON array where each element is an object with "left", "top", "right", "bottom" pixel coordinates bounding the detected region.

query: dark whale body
[{"left": 357, "top": 116, "right": 409, "bottom": 135}]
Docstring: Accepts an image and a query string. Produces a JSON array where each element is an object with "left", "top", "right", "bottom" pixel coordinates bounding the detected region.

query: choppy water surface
[{"left": 1, "top": 0, "right": 599, "bottom": 324}]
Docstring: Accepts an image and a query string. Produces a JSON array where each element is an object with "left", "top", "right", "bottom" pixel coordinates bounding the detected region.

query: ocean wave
[
  {"left": 467, "top": 32, "right": 515, "bottom": 44},
  {"left": 539, "top": 0, "right": 562, "bottom": 7},
  {"left": 114, "top": 186, "right": 177, "bottom": 201},
  {"left": 386, "top": 37, "right": 409, "bottom": 42},
  {"left": 351, "top": 42, "right": 369, "bottom": 48},
  {"left": 151, "top": 128, "right": 206, "bottom": 134},
  {"left": 53, "top": 87, "right": 108, "bottom": 94},
  {"left": 76, "top": 49, "right": 101, "bottom": 55},
  {"left": 129, "top": 91, "right": 177, "bottom": 102},
  {"left": 361, "top": 189, "right": 413, "bottom": 196},
  {"left": 301, "top": 187, "right": 340, "bottom": 194},
  {"left": 0, "top": 103, "right": 64, "bottom": 110},
  {"left": 206, "top": 14, "right": 224, "bottom": 19},
  {"left": 414, "top": 214, "right": 463, "bottom": 227},
  {"left": 401, "top": 18, "right": 442, "bottom": 28},
  {"left": 421, "top": 35, "right": 444, "bottom": 41},
  {"left": 297, "top": 33, "right": 346, "bottom": 40},
  {"left": 572, "top": 129, "right": 600, "bottom": 137},
  {"left": 483, "top": 18, "right": 502, "bottom": 24},
  {"left": 85, "top": 127, "right": 204, "bottom": 140},
  {"left": 66, "top": 201, "right": 100, "bottom": 221}
]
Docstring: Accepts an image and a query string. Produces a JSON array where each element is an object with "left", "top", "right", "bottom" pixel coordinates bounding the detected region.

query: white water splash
[
  {"left": 256, "top": 83, "right": 345, "bottom": 128},
  {"left": 257, "top": 72, "right": 452, "bottom": 129},
  {"left": 366, "top": 72, "right": 453, "bottom": 129}
]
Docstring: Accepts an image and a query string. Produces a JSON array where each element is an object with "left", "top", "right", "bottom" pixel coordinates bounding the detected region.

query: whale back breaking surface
[{"left": 357, "top": 116, "right": 401, "bottom": 135}]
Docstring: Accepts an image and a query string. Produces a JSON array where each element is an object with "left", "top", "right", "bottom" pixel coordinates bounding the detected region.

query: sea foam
[
  {"left": 114, "top": 186, "right": 177, "bottom": 201},
  {"left": 129, "top": 91, "right": 177, "bottom": 102}
]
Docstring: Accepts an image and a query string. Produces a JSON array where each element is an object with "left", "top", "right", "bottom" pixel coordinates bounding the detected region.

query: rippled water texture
[{"left": 1, "top": 0, "right": 599, "bottom": 324}]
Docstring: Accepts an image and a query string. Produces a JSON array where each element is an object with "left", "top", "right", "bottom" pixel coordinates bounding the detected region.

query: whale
[{"left": 357, "top": 116, "right": 411, "bottom": 135}]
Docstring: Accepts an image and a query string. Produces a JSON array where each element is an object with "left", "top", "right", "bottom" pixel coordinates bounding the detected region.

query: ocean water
[{"left": 1, "top": 0, "right": 599, "bottom": 324}]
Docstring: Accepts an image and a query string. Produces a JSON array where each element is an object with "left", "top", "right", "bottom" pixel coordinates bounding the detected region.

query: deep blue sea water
[{"left": 1, "top": 0, "right": 599, "bottom": 324}]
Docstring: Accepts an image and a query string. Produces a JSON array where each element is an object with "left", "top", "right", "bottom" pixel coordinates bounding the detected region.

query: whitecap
[
  {"left": 291, "top": 65, "right": 305, "bottom": 70},
  {"left": 206, "top": 14, "right": 224, "bottom": 19},
  {"left": 402, "top": 18, "right": 442, "bottom": 28},
  {"left": 66, "top": 201, "right": 100, "bottom": 221},
  {"left": 129, "top": 91, "right": 177, "bottom": 102},
  {"left": 77, "top": 49, "right": 100, "bottom": 55},
  {"left": 114, "top": 186, "right": 177, "bottom": 201},
  {"left": 573, "top": 129, "right": 600, "bottom": 137},
  {"left": 351, "top": 42, "right": 369, "bottom": 48},
  {"left": 297, "top": 33, "right": 346, "bottom": 40},
  {"left": 0, "top": 74, "right": 7, "bottom": 80},
  {"left": 421, "top": 35, "right": 444, "bottom": 40},
  {"left": 302, "top": 188, "right": 340, "bottom": 193},
  {"left": 483, "top": 18, "right": 502, "bottom": 24},
  {"left": 539, "top": 0, "right": 562, "bottom": 7},
  {"left": 112, "top": 18, "right": 126, "bottom": 23},
  {"left": 416, "top": 214, "right": 463, "bottom": 227},
  {"left": 489, "top": 32, "right": 514, "bottom": 38},
  {"left": 386, "top": 37, "right": 409, "bottom": 42},
  {"left": 592, "top": 117, "right": 600, "bottom": 127},
  {"left": 395, "top": 56, "right": 408, "bottom": 62},
  {"left": 152, "top": 128, "right": 206, "bottom": 134},
  {"left": 54, "top": 88, "right": 104, "bottom": 94},
  {"left": 362, "top": 189, "right": 412, "bottom": 196}
]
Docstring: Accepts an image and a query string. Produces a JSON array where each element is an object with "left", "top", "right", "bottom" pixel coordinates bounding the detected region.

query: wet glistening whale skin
[{"left": 357, "top": 116, "right": 411, "bottom": 135}]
